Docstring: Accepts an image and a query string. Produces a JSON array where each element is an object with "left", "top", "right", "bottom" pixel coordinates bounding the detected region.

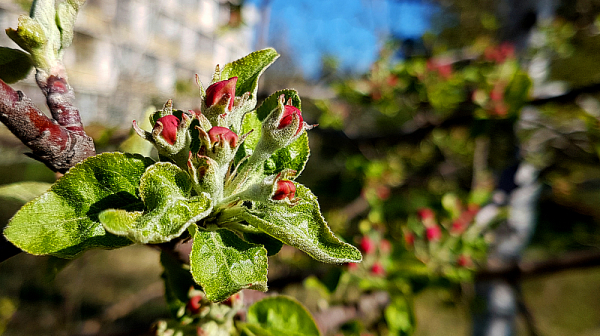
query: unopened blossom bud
[
  {"left": 359, "top": 236, "right": 375, "bottom": 254},
  {"left": 208, "top": 126, "right": 238, "bottom": 148},
  {"left": 154, "top": 115, "right": 180, "bottom": 145},
  {"left": 205, "top": 77, "right": 238, "bottom": 110},
  {"left": 418, "top": 208, "right": 435, "bottom": 221},
  {"left": 272, "top": 180, "right": 296, "bottom": 201},
  {"left": 347, "top": 262, "right": 359, "bottom": 271},
  {"left": 187, "top": 295, "right": 203, "bottom": 315},
  {"left": 426, "top": 225, "right": 442, "bottom": 242},
  {"left": 404, "top": 232, "right": 415, "bottom": 246},
  {"left": 371, "top": 262, "right": 385, "bottom": 276},
  {"left": 380, "top": 239, "right": 391, "bottom": 254},
  {"left": 222, "top": 293, "right": 241, "bottom": 307},
  {"left": 457, "top": 254, "right": 472, "bottom": 267},
  {"left": 278, "top": 105, "right": 304, "bottom": 136}
]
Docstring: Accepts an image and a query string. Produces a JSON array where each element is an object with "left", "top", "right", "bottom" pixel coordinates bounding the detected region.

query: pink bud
[
  {"left": 272, "top": 180, "right": 296, "bottom": 201},
  {"left": 418, "top": 208, "right": 435, "bottom": 221},
  {"left": 404, "top": 232, "right": 415, "bottom": 246},
  {"left": 155, "top": 115, "right": 180, "bottom": 145},
  {"left": 187, "top": 295, "right": 203, "bottom": 315},
  {"left": 380, "top": 239, "right": 391, "bottom": 253},
  {"left": 370, "top": 262, "right": 385, "bottom": 276},
  {"left": 208, "top": 126, "right": 238, "bottom": 148},
  {"left": 205, "top": 77, "right": 238, "bottom": 110},
  {"left": 359, "top": 237, "right": 375, "bottom": 254},
  {"left": 278, "top": 105, "right": 304, "bottom": 135},
  {"left": 346, "top": 262, "right": 359, "bottom": 271},
  {"left": 425, "top": 225, "right": 442, "bottom": 242},
  {"left": 222, "top": 293, "right": 240, "bottom": 307},
  {"left": 457, "top": 254, "right": 472, "bottom": 267}
]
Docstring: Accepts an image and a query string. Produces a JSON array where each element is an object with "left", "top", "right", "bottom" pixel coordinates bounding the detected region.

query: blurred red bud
[
  {"left": 359, "top": 236, "right": 376, "bottom": 254},
  {"left": 426, "top": 225, "right": 442, "bottom": 242},
  {"left": 371, "top": 262, "right": 385, "bottom": 276},
  {"left": 187, "top": 295, "right": 203, "bottom": 315}
]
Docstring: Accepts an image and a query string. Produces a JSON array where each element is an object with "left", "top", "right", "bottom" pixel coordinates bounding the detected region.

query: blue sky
[{"left": 247, "top": 0, "right": 435, "bottom": 78}]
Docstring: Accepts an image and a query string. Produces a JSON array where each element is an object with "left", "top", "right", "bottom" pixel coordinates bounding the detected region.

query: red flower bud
[
  {"left": 425, "top": 225, "right": 442, "bottom": 242},
  {"left": 370, "top": 262, "right": 385, "bottom": 276},
  {"left": 187, "top": 295, "right": 203, "bottom": 315},
  {"left": 359, "top": 236, "right": 375, "bottom": 254},
  {"left": 205, "top": 77, "right": 238, "bottom": 110},
  {"left": 418, "top": 208, "right": 435, "bottom": 221},
  {"left": 208, "top": 126, "right": 238, "bottom": 148},
  {"left": 272, "top": 180, "right": 296, "bottom": 201},
  {"left": 404, "top": 232, "right": 415, "bottom": 246},
  {"left": 380, "top": 239, "right": 391, "bottom": 253},
  {"left": 346, "top": 262, "right": 358, "bottom": 271},
  {"left": 222, "top": 293, "right": 240, "bottom": 307},
  {"left": 155, "top": 115, "right": 180, "bottom": 145},
  {"left": 457, "top": 254, "right": 472, "bottom": 267},
  {"left": 278, "top": 105, "right": 304, "bottom": 135}
]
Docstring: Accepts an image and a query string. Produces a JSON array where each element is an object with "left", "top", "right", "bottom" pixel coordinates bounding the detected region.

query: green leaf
[
  {"left": 100, "top": 162, "right": 212, "bottom": 244},
  {"left": 241, "top": 183, "right": 362, "bottom": 264},
  {"left": 0, "top": 47, "right": 33, "bottom": 83},
  {"left": 3, "top": 153, "right": 154, "bottom": 258},
  {"left": 0, "top": 181, "right": 51, "bottom": 204},
  {"left": 221, "top": 48, "right": 279, "bottom": 101},
  {"left": 246, "top": 296, "right": 320, "bottom": 336},
  {"left": 190, "top": 229, "right": 268, "bottom": 302}
]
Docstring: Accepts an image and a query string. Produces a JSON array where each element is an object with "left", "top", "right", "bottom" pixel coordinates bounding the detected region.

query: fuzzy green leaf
[
  {"left": 0, "top": 47, "right": 33, "bottom": 83},
  {"left": 241, "top": 183, "right": 362, "bottom": 264},
  {"left": 3, "top": 153, "right": 154, "bottom": 258},
  {"left": 245, "top": 296, "right": 320, "bottom": 336},
  {"left": 190, "top": 229, "right": 268, "bottom": 302},
  {"left": 221, "top": 48, "right": 279, "bottom": 101},
  {"left": 56, "top": 0, "right": 85, "bottom": 51},
  {"left": 100, "top": 162, "right": 212, "bottom": 244}
]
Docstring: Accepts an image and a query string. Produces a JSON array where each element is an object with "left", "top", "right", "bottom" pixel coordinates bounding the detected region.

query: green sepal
[
  {"left": 244, "top": 296, "right": 320, "bottom": 336},
  {"left": 221, "top": 48, "right": 279, "bottom": 102},
  {"left": 189, "top": 229, "right": 268, "bottom": 302},
  {"left": 0, "top": 47, "right": 33, "bottom": 83},
  {"left": 3, "top": 153, "right": 154, "bottom": 258},
  {"left": 100, "top": 162, "right": 212, "bottom": 244},
  {"left": 241, "top": 183, "right": 362, "bottom": 264}
]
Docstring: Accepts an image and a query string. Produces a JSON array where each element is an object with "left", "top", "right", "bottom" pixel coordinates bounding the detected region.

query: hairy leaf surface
[
  {"left": 3, "top": 153, "right": 154, "bottom": 258},
  {"left": 190, "top": 229, "right": 268, "bottom": 302}
]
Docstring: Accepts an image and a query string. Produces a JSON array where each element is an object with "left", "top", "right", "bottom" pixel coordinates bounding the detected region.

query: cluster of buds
[
  {"left": 484, "top": 42, "right": 515, "bottom": 64},
  {"left": 404, "top": 202, "right": 483, "bottom": 273},
  {"left": 133, "top": 67, "right": 312, "bottom": 215},
  {"left": 347, "top": 233, "right": 391, "bottom": 277}
]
